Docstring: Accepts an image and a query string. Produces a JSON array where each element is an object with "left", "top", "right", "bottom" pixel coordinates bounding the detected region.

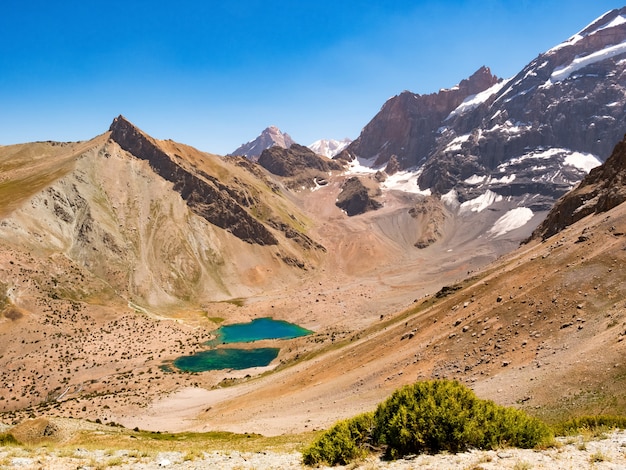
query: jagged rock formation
[
  {"left": 229, "top": 126, "right": 295, "bottom": 160},
  {"left": 335, "top": 176, "right": 383, "bottom": 216},
  {"left": 345, "top": 66, "right": 500, "bottom": 168},
  {"left": 345, "top": 8, "right": 626, "bottom": 211},
  {"left": 531, "top": 133, "right": 626, "bottom": 240},
  {"left": 110, "top": 116, "right": 277, "bottom": 246}
]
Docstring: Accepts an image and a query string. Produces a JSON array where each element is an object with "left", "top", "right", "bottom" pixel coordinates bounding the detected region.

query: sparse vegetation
[
  {"left": 302, "top": 379, "right": 553, "bottom": 465},
  {"left": 0, "top": 432, "right": 19, "bottom": 446},
  {"left": 553, "top": 415, "right": 626, "bottom": 436}
]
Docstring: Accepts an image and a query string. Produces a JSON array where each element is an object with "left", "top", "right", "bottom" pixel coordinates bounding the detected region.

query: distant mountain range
[
  {"left": 308, "top": 138, "right": 352, "bottom": 158},
  {"left": 230, "top": 127, "right": 352, "bottom": 160}
]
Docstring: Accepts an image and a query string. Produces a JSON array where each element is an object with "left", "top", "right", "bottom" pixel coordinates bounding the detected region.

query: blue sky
[{"left": 1, "top": 1, "right": 623, "bottom": 155}]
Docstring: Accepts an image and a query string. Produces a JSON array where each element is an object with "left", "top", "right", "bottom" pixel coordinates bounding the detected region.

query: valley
[{"left": 0, "top": 9, "right": 626, "bottom": 466}]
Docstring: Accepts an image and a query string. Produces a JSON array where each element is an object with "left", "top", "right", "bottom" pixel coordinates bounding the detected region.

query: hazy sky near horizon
[{"left": 1, "top": 1, "right": 624, "bottom": 154}]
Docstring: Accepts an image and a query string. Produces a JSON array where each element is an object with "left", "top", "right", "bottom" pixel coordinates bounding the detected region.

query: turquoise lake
[
  {"left": 172, "top": 317, "right": 312, "bottom": 372},
  {"left": 173, "top": 348, "right": 280, "bottom": 372},
  {"left": 207, "top": 317, "right": 312, "bottom": 345}
]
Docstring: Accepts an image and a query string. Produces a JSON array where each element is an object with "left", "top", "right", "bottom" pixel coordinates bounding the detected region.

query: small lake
[
  {"left": 171, "top": 317, "right": 312, "bottom": 372},
  {"left": 207, "top": 317, "right": 312, "bottom": 345},
  {"left": 173, "top": 348, "right": 280, "bottom": 372}
]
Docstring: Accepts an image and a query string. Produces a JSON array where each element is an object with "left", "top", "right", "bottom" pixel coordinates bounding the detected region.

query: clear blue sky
[{"left": 1, "top": 1, "right": 623, "bottom": 155}]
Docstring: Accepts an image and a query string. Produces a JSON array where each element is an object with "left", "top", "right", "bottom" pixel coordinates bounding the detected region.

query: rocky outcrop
[
  {"left": 531, "top": 134, "right": 626, "bottom": 240},
  {"left": 258, "top": 144, "right": 344, "bottom": 177},
  {"left": 335, "top": 177, "right": 382, "bottom": 216},
  {"left": 409, "top": 196, "right": 449, "bottom": 248},
  {"left": 109, "top": 115, "right": 278, "bottom": 245},
  {"left": 229, "top": 126, "right": 295, "bottom": 160}
]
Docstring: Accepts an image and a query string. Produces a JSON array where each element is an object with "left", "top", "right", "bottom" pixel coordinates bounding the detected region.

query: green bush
[
  {"left": 302, "top": 379, "right": 553, "bottom": 466},
  {"left": 373, "top": 380, "right": 552, "bottom": 459},
  {"left": 302, "top": 412, "right": 374, "bottom": 466}
]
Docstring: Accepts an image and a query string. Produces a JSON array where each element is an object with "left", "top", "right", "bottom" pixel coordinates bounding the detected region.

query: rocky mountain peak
[
  {"left": 345, "top": 66, "right": 500, "bottom": 168},
  {"left": 229, "top": 126, "right": 295, "bottom": 160}
]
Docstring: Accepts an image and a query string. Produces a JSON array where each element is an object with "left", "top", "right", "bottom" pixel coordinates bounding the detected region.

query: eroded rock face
[
  {"left": 336, "top": 177, "right": 382, "bottom": 216},
  {"left": 109, "top": 115, "right": 278, "bottom": 245},
  {"left": 531, "top": 133, "right": 626, "bottom": 240}
]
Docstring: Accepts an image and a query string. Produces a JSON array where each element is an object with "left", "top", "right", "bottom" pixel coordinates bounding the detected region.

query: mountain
[
  {"left": 149, "top": 141, "right": 626, "bottom": 435},
  {"left": 308, "top": 138, "right": 351, "bottom": 158},
  {"left": 344, "top": 7, "right": 626, "bottom": 215},
  {"left": 229, "top": 125, "right": 295, "bottom": 160},
  {"left": 0, "top": 116, "right": 324, "bottom": 312}
]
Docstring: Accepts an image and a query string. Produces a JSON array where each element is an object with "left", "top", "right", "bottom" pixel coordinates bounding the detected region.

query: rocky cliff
[
  {"left": 345, "top": 66, "right": 500, "bottom": 168},
  {"left": 531, "top": 133, "right": 626, "bottom": 240}
]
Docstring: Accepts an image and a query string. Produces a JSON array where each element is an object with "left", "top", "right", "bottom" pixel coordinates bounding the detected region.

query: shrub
[
  {"left": 302, "top": 412, "right": 374, "bottom": 466},
  {"left": 302, "top": 379, "right": 553, "bottom": 466},
  {"left": 373, "top": 380, "right": 553, "bottom": 459},
  {"left": 554, "top": 415, "right": 626, "bottom": 436}
]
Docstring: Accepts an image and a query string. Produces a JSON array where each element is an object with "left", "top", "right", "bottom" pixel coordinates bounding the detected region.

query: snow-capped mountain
[
  {"left": 229, "top": 126, "right": 295, "bottom": 160},
  {"left": 344, "top": 7, "right": 626, "bottom": 215},
  {"left": 308, "top": 138, "right": 352, "bottom": 158}
]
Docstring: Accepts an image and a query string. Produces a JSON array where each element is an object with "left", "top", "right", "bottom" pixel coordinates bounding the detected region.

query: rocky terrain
[{"left": 532, "top": 131, "right": 626, "bottom": 239}]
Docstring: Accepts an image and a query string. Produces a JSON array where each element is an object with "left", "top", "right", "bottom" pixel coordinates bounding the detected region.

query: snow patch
[
  {"left": 563, "top": 152, "right": 602, "bottom": 172},
  {"left": 543, "top": 41, "right": 626, "bottom": 88},
  {"left": 345, "top": 158, "right": 430, "bottom": 195},
  {"left": 345, "top": 157, "right": 379, "bottom": 175},
  {"left": 547, "top": 12, "right": 626, "bottom": 53},
  {"left": 381, "top": 171, "right": 431, "bottom": 195},
  {"left": 459, "top": 190, "right": 502, "bottom": 214},
  {"left": 488, "top": 208, "right": 534, "bottom": 238},
  {"left": 441, "top": 189, "right": 459, "bottom": 209},
  {"left": 445, "top": 79, "right": 510, "bottom": 120},
  {"left": 445, "top": 134, "right": 471, "bottom": 152},
  {"left": 464, "top": 175, "right": 487, "bottom": 185}
]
